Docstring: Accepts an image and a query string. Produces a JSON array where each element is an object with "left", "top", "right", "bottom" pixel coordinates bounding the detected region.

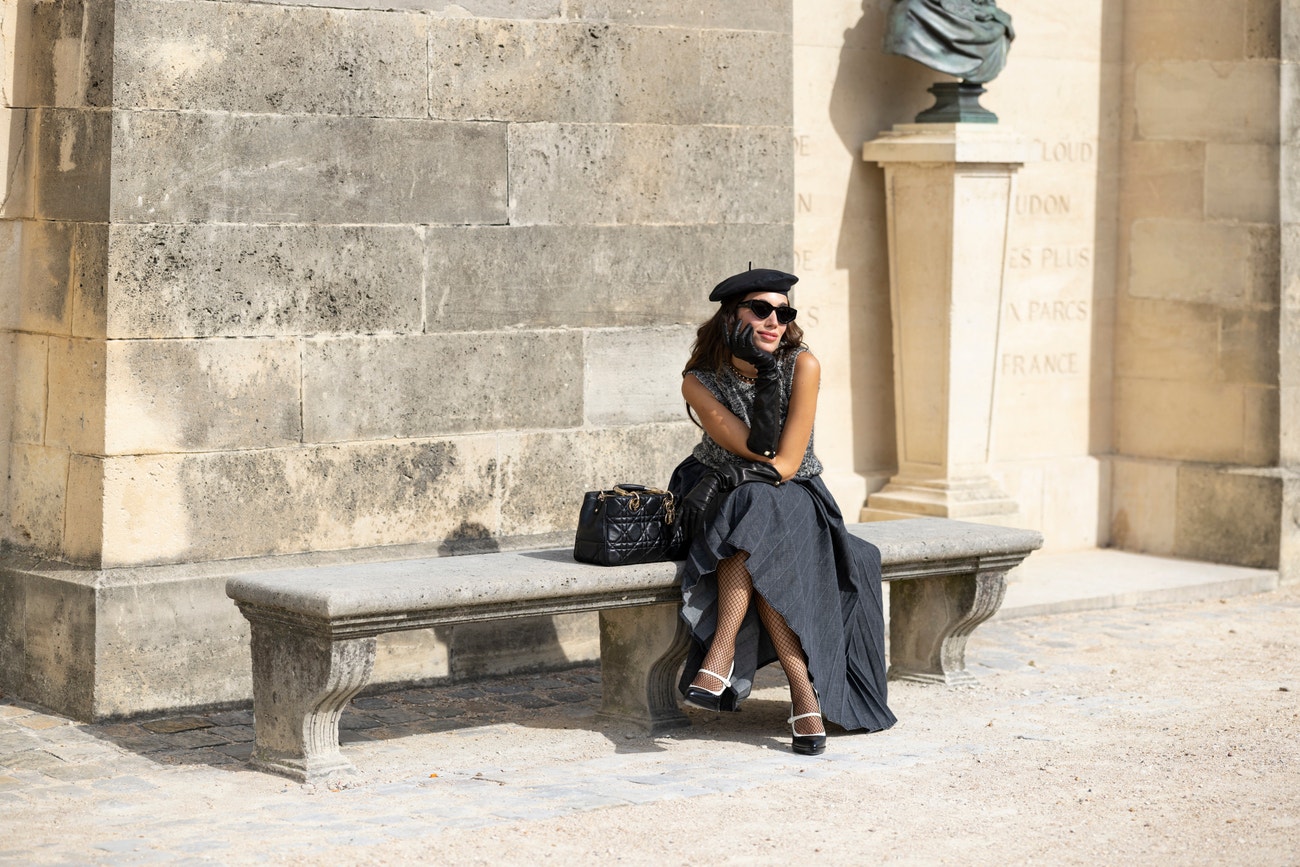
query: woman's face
[{"left": 735, "top": 291, "right": 790, "bottom": 354}]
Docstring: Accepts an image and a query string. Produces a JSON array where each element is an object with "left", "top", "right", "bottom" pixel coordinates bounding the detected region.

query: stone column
[{"left": 861, "top": 124, "right": 1028, "bottom": 524}]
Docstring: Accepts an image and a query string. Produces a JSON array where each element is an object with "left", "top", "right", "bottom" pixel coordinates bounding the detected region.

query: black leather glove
[
  {"left": 680, "top": 471, "right": 723, "bottom": 541},
  {"left": 727, "top": 321, "right": 783, "bottom": 459},
  {"left": 714, "top": 460, "right": 783, "bottom": 490}
]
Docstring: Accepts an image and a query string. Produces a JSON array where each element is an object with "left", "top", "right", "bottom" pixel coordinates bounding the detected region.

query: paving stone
[{"left": 140, "top": 718, "right": 214, "bottom": 735}]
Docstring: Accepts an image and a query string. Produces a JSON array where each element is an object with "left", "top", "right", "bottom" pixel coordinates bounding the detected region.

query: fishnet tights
[{"left": 691, "top": 551, "right": 825, "bottom": 736}]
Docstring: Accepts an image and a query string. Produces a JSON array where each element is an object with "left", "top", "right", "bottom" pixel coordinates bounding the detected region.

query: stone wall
[
  {"left": 1109, "top": 0, "right": 1288, "bottom": 569},
  {"left": 0, "top": 0, "right": 794, "bottom": 717}
]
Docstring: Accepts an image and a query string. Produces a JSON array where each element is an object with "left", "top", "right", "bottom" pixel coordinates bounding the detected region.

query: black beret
[{"left": 708, "top": 268, "right": 799, "bottom": 303}]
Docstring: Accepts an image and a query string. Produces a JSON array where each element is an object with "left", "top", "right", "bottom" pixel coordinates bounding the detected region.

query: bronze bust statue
[{"left": 883, "top": 0, "right": 1014, "bottom": 122}]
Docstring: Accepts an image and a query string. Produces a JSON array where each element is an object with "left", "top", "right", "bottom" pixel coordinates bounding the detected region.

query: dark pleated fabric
[{"left": 671, "top": 456, "right": 896, "bottom": 732}]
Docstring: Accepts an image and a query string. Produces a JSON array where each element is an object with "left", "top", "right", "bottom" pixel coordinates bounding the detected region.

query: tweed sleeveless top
[{"left": 686, "top": 346, "right": 823, "bottom": 479}]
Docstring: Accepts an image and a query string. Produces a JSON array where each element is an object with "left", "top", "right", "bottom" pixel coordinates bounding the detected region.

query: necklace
[{"left": 729, "top": 363, "right": 756, "bottom": 385}]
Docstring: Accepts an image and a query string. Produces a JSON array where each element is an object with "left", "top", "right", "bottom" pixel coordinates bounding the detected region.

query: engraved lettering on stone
[
  {"left": 1015, "top": 194, "right": 1072, "bottom": 217},
  {"left": 793, "top": 249, "right": 818, "bottom": 272},
  {"left": 1006, "top": 245, "right": 1092, "bottom": 269},
  {"left": 1005, "top": 300, "right": 1089, "bottom": 323},
  {"left": 793, "top": 134, "right": 813, "bottom": 157},
  {"left": 797, "top": 192, "right": 814, "bottom": 214},
  {"left": 1000, "top": 352, "right": 1081, "bottom": 376},
  {"left": 1031, "top": 140, "right": 1095, "bottom": 163}
]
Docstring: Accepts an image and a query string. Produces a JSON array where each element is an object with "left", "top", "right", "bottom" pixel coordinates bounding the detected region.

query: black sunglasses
[{"left": 738, "top": 299, "right": 798, "bottom": 324}]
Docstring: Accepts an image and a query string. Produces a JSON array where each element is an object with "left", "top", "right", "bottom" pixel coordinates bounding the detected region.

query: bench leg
[
  {"left": 887, "top": 569, "right": 1008, "bottom": 685},
  {"left": 597, "top": 602, "right": 691, "bottom": 733},
  {"left": 247, "top": 620, "right": 376, "bottom": 783}
]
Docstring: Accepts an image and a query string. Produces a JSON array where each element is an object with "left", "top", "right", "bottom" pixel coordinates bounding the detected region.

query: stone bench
[{"left": 226, "top": 517, "right": 1042, "bottom": 782}]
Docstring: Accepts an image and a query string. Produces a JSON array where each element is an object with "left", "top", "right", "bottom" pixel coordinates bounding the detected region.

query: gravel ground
[{"left": 3, "top": 581, "right": 1297, "bottom": 865}]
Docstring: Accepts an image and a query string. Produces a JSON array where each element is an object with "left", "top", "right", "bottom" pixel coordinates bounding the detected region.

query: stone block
[
  {"left": 97, "top": 437, "right": 503, "bottom": 566},
  {"left": 431, "top": 22, "right": 713, "bottom": 125},
  {"left": 110, "top": 111, "right": 508, "bottom": 225},
  {"left": 11, "top": 332, "right": 47, "bottom": 444},
  {"left": 584, "top": 327, "right": 695, "bottom": 425},
  {"left": 425, "top": 224, "right": 789, "bottom": 330},
  {"left": 1281, "top": 304, "right": 1300, "bottom": 387},
  {"left": 103, "top": 338, "right": 302, "bottom": 454},
  {"left": 1134, "top": 60, "right": 1280, "bottom": 143},
  {"left": 0, "top": 108, "right": 32, "bottom": 218},
  {"left": 566, "top": 0, "right": 789, "bottom": 31},
  {"left": 0, "top": 564, "right": 97, "bottom": 720},
  {"left": 1128, "top": 219, "right": 1272, "bottom": 307},
  {"left": 302, "top": 332, "right": 583, "bottom": 442},
  {"left": 16, "top": 0, "right": 114, "bottom": 108},
  {"left": 1282, "top": 385, "right": 1300, "bottom": 465},
  {"left": 1283, "top": 62, "right": 1300, "bottom": 144},
  {"left": 1123, "top": 0, "right": 1247, "bottom": 62},
  {"left": 1115, "top": 377, "right": 1246, "bottom": 463},
  {"left": 1120, "top": 140, "right": 1205, "bottom": 221},
  {"left": 1108, "top": 456, "right": 1178, "bottom": 555},
  {"left": 996, "top": 1, "right": 1104, "bottom": 62},
  {"left": 1175, "top": 464, "right": 1281, "bottom": 568},
  {"left": 1205, "top": 143, "right": 1280, "bottom": 223},
  {"left": 1281, "top": 142, "right": 1300, "bottom": 223},
  {"left": 32, "top": 108, "right": 110, "bottom": 222},
  {"left": 62, "top": 454, "right": 103, "bottom": 565},
  {"left": 1114, "top": 298, "right": 1219, "bottom": 382},
  {"left": 1246, "top": 0, "right": 1282, "bottom": 59},
  {"left": 45, "top": 336, "right": 105, "bottom": 454},
  {"left": 0, "top": 219, "right": 79, "bottom": 333},
  {"left": 1219, "top": 308, "right": 1280, "bottom": 385},
  {"left": 1243, "top": 385, "right": 1280, "bottom": 466},
  {"left": 509, "top": 123, "right": 792, "bottom": 226},
  {"left": 106, "top": 224, "right": 423, "bottom": 338},
  {"left": 114, "top": 0, "right": 426, "bottom": 116},
  {"left": 70, "top": 221, "right": 107, "bottom": 338},
  {"left": 7, "top": 444, "right": 68, "bottom": 555},
  {"left": 497, "top": 423, "right": 698, "bottom": 537},
  {"left": 449, "top": 612, "right": 599, "bottom": 679}
]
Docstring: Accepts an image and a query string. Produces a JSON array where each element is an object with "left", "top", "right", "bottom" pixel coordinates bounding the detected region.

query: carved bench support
[
  {"left": 887, "top": 568, "right": 1008, "bottom": 685},
  {"left": 246, "top": 618, "right": 376, "bottom": 783},
  {"left": 597, "top": 601, "right": 691, "bottom": 733}
]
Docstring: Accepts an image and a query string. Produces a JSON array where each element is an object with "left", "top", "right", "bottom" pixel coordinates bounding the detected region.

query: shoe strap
[
  {"left": 788, "top": 711, "right": 823, "bottom": 724},
  {"left": 697, "top": 667, "right": 731, "bottom": 686}
]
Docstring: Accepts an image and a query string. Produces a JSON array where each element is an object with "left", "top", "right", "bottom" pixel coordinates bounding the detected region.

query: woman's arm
[{"left": 682, "top": 352, "right": 820, "bottom": 481}]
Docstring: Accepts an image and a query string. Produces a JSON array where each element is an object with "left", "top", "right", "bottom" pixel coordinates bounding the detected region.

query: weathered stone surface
[
  {"left": 1119, "top": 140, "right": 1205, "bottom": 221},
  {"left": 7, "top": 444, "right": 69, "bottom": 554},
  {"left": 509, "top": 123, "right": 792, "bottom": 226},
  {"left": 1205, "top": 143, "right": 1280, "bottom": 223},
  {"left": 33, "top": 108, "right": 110, "bottom": 222},
  {"left": 1243, "top": 384, "right": 1281, "bottom": 466},
  {"left": 110, "top": 111, "right": 508, "bottom": 225},
  {"left": 429, "top": 22, "right": 787, "bottom": 126},
  {"left": 1114, "top": 298, "right": 1219, "bottom": 381},
  {"left": 1175, "top": 464, "right": 1282, "bottom": 568},
  {"left": 107, "top": 224, "right": 423, "bottom": 338},
  {"left": 1129, "top": 219, "right": 1276, "bottom": 307},
  {"left": 62, "top": 454, "right": 103, "bottom": 565},
  {"left": 0, "top": 219, "right": 106, "bottom": 335},
  {"left": 302, "top": 333, "right": 583, "bottom": 442},
  {"left": 497, "top": 423, "right": 699, "bottom": 538},
  {"left": 96, "top": 437, "right": 502, "bottom": 566},
  {"left": 0, "top": 564, "right": 97, "bottom": 720},
  {"left": 237, "top": 0, "right": 563, "bottom": 15},
  {"left": 10, "top": 332, "right": 47, "bottom": 444},
  {"left": 115, "top": 0, "right": 427, "bottom": 116},
  {"left": 424, "top": 224, "right": 789, "bottom": 330},
  {"left": 103, "top": 338, "right": 302, "bottom": 454},
  {"left": 567, "top": 0, "right": 790, "bottom": 31},
  {"left": 0, "top": 108, "right": 33, "bottom": 219},
  {"left": 1115, "top": 378, "right": 1246, "bottom": 463},
  {"left": 584, "top": 327, "right": 695, "bottom": 425},
  {"left": 1123, "top": 0, "right": 1248, "bottom": 62},
  {"left": 1108, "top": 456, "right": 1178, "bottom": 555},
  {"left": 450, "top": 613, "right": 599, "bottom": 679},
  {"left": 1218, "top": 309, "right": 1280, "bottom": 386},
  {"left": 14, "top": 0, "right": 114, "bottom": 108},
  {"left": 372, "top": 628, "right": 450, "bottom": 685},
  {"left": 45, "top": 337, "right": 105, "bottom": 454},
  {"left": 1134, "top": 60, "right": 1280, "bottom": 143}
]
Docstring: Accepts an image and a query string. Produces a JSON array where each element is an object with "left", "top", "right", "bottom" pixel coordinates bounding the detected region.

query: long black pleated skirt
[{"left": 671, "top": 456, "right": 896, "bottom": 732}]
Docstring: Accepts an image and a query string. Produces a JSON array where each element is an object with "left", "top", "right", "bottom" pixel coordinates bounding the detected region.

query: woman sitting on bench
[{"left": 672, "top": 267, "right": 896, "bottom": 755}]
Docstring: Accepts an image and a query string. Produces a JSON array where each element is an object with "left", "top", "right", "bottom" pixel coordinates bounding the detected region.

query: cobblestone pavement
[{"left": 2, "top": 584, "right": 1298, "bottom": 865}]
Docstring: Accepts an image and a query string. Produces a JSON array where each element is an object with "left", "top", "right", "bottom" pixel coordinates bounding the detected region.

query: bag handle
[{"left": 602, "top": 484, "right": 675, "bottom": 525}]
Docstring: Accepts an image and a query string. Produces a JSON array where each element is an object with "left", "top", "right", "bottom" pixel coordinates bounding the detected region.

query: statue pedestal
[{"left": 861, "top": 124, "right": 1029, "bottom": 525}]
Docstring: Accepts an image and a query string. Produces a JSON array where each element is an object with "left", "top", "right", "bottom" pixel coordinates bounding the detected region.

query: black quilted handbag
[{"left": 573, "top": 484, "right": 678, "bottom": 566}]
